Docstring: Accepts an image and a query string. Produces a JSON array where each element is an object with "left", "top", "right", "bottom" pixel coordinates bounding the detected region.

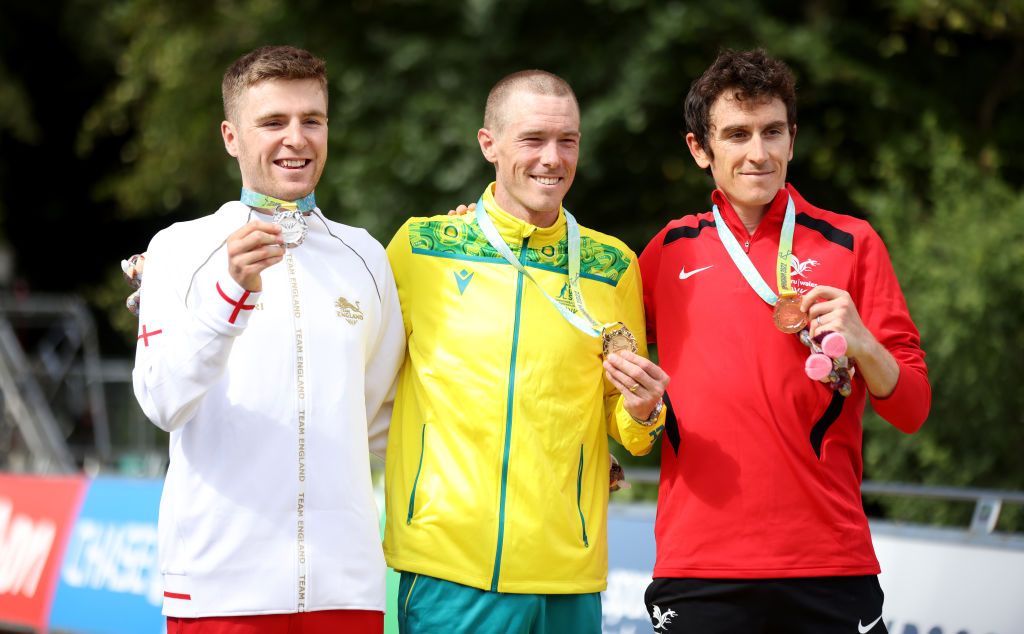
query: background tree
[{"left": 0, "top": 0, "right": 1021, "bottom": 525}]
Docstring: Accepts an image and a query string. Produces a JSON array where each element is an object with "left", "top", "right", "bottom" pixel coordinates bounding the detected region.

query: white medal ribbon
[{"left": 711, "top": 192, "right": 796, "bottom": 306}]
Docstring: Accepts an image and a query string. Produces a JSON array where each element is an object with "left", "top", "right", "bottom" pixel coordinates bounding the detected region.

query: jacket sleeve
[
  {"left": 132, "top": 228, "right": 259, "bottom": 432},
  {"left": 638, "top": 226, "right": 668, "bottom": 346},
  {"left": 606, "top": 253, "right": 665, "bottom": 457},
  {"left": 857, "top": 227, "right": 931, "bottom": 433},
  {"left": 365, "top": 236, "right": 406, "bottom": 460}
]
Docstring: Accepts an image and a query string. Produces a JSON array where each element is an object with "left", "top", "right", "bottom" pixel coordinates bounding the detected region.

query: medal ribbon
[
  {"left": 711, "top": 191, "right": 796, "bottom": 306},
  {"left": 473, "top": 196, "right": 606, "bottom": 338},
  {"left": 240, "top": 188, "right": 317, "bottom": 213}
]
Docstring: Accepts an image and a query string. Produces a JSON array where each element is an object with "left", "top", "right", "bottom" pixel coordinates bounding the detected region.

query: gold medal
[
  {"left": 773, "top": 294, "right": 807, "bottom": 334},
  {"left": 602, "top": 322, "right": 638, "bottom": 359}
]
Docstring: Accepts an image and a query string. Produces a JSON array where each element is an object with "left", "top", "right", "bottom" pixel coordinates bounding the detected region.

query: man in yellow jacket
[{"left": 384, "top": 70, "right": 669, "bottom": 633}]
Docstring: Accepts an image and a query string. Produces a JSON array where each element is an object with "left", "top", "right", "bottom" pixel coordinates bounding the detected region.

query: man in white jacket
[{"left": 132, "top": 45, "right": 405, "bottom": 634}]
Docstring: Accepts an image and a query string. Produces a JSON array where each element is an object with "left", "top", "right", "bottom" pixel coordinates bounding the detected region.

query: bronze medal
[
  {"left": 602, "top": 322, "right": 638, "bottom": 360},
  {"left": 772, "top": 294, "right": 807, "bottom": 334}
]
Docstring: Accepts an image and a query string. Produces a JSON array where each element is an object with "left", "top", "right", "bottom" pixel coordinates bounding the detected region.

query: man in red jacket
[{"left": 639, "top": 48, "right": 930, "bottom": 633}]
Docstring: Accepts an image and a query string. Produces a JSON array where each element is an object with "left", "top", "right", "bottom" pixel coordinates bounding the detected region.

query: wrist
[{"left": 629, "top": 399, "right": 663, "bottom": 426}]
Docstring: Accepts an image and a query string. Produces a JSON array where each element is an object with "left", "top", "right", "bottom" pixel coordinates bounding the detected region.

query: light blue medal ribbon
[
  {"left": 239, "top": 188, "right": 317, "bottom": 213},
  {"left": 711, "top": 192, "right": 796, "bottom": 306},
  {"left": 473, "top": 197, "right": 603, "bottom": 338}
]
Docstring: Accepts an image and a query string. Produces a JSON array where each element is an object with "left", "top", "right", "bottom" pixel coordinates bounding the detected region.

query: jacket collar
[
  {"left": 479, "top": 182, "right": 568, "bottom": 246},
  {"left": 710, "top": 183, "right": 799, "bottom": 243}
]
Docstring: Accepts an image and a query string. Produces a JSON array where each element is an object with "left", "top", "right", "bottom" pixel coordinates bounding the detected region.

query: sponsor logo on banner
[
  {"left": 60, "top": 519, "right": 161, "bottom": 605},
  {"left": 0, "top": 500, "right": 56, "bottom": 599},
  {"left": 0, "top": 475, "right": 85, "bottom": 631},
  {"left": 49, "top": 477, "right": 164, "bottom": 634}
]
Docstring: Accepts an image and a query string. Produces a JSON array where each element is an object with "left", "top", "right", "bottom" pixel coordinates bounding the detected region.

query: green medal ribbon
[{"left": 240, "top": 188, "right": 317, "bottom": 213}]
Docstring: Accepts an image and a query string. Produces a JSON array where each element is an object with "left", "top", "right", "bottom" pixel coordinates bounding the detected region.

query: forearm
[
  {"left": 853, "top": 338, "right": 900, "bottom": 399},
  {"left": 133, "top": 315, "right": 236, "bottom": 432}
]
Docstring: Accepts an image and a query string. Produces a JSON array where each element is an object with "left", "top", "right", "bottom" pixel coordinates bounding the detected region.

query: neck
[
  {"left": 492, "top": 190, "right": 559, "bottom": 228},
  {"left": 734, "top": 203, "right": 768, "bottom": 235}
]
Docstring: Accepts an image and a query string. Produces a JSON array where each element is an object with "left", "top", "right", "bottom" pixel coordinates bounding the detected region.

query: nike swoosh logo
[
  {"left": 858, "top": 614, "right": 883, "bottom": 633},
  {"left": 679, "top": 265, "right": 713, "bottom": 280}
]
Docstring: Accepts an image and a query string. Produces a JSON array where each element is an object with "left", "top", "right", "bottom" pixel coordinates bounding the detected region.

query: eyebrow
[
  {"left": 717, "top": 120, "right": 788, "bottom": 136},
  {"left": 255, "top": 110, "right": 328, "bottom": 121},
  {"left": 517, "top": 129, "right": 580, "bottom": 138}
]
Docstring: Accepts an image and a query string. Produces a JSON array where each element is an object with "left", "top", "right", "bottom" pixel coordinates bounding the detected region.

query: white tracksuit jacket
[{"left": 133, "top": 201, "right": 405, "bottom": 617}]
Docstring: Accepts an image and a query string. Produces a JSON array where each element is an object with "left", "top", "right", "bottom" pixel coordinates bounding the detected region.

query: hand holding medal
[{"left": 226, "top": 220, "right": 285, "bottom": 292}]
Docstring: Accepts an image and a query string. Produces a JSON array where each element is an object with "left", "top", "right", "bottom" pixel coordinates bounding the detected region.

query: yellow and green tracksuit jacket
[{"left": 383, "top": 184, "right": 664, "bottom": 594}]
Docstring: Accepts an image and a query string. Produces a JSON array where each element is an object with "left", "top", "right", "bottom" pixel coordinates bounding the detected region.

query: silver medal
[{"left": 273, "top": 210, "right": 308, "bottom": 249}]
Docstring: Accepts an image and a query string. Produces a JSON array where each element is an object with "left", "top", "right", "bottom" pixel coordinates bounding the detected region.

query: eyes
[
  {"left": 259, "top": 118, "right": 325, "bottom": 129},
  {"left": 724, "top": 127, "right": 786, "bottom": 141},
  {"left": 519, "top": 137, "right": 579, "bottom": 148}
]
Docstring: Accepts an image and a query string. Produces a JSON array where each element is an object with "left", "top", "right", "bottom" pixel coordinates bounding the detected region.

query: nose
[
  {"left": 747, "top": 135, "right": 768, "bottom": 164},
  {"left": 284, "top": 120, "right": 307, "bottom": 149},
  {"left": 539, "top": 140, "right": 559, "bottom": 167}
]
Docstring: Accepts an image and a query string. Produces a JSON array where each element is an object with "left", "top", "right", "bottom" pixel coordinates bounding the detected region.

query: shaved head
[{"left": 484, "top": 70, "right": 578, "bottom": 134}]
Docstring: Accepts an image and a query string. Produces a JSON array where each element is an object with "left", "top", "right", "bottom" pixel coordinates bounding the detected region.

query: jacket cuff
[
  {"left": 868, "top": 362, "right": 929, "bottom": 434},
  {"left": 615, "top": 394, "right": 665, "bottom": 456}
]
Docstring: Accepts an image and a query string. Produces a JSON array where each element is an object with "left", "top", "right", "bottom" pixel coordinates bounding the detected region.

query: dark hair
[
  {"left": 684, "top": 48, "right": 797, "bottom": 157},
  {"left": 222, "top": 45, "right": 327, "bottom": 121}
]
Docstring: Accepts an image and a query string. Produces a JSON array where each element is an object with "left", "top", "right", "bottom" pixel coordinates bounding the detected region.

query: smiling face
[
  {"left": 221, "top": 78, "right": 328, "bottom": 202},
  {"left": 478, "top": 90, "right": 580, "bottom": 227},
  {"left": 686, "top": 93, "right": 796, "bottom": 226}
]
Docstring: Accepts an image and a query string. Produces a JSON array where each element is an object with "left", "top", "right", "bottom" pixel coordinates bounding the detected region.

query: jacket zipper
[
  {"left": 489, "top": 236, "right": 530, "bottom": 592},
  {"left": 406, "top": 423, "right": 426, "bottom": 524},
  {"left": 576, "top": 444, "right": 590, "bottom": 547},
  {"left": 286, "top": 253, "right": 309, "bottom": 612}
]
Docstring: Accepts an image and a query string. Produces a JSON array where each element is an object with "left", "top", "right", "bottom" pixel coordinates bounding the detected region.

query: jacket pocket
[
  {"left": 407, "top": 424, "right": 426, "bottom": 524},
  {"left": 576, "top": 444, "right": 589, "bottom": 548}
]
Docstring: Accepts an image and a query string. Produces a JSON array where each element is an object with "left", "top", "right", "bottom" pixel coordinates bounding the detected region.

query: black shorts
[{"left": 644, "top": 576, "right": 887, "bottom": 634}]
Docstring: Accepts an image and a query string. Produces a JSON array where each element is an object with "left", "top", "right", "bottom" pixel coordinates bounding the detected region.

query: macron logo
[
  {"left": 679, "top": 265, "right": 713, "bottom": 280},
  {"left": 454, "top": 269, "right": 474, "bottom": 295}
]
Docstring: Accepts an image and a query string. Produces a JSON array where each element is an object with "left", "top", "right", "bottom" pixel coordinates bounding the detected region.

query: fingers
[
  {"left": 447, "top": 203, "right": 477, "bottom": 216},
  {"left": 227, "top": 221, "right": 284, "bottom": 291},
  {"left": 799, "top": 285, "right": 845, "bottom": 312},
  {"left": 603, "top": 351, "right": 670, "bottom": 398},
  {"left": 228, "top": 221, "right": 282, "bottom": 253}
]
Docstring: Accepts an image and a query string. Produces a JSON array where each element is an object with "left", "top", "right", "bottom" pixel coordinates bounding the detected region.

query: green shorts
[{"left": 397, "top": 572, "right": 602, "bottom": 634}]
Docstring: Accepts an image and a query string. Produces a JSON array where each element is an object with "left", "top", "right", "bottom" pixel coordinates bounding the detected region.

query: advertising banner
[
  {"left": 49, "top": 477, "right": 164, "bottom": 634},
  {"left": 0, "top": 474, "right": 86, "bottom": 631},
  {"left": 875, "top": 527, "right": 1024, "bottom": 634}
]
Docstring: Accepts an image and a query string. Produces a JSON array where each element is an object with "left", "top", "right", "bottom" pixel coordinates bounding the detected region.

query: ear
[
  {"left": 478, "top": 128, "right": 498, "bottom": 164},
  {"left": 685, "top": 132, "right": 711, "bottom": 170},
  {"left": 221, "top": 120, "right": 239, "bottom": 158},
  {"left": 788, "top": 124, "right": 797, "bottom": 162}
]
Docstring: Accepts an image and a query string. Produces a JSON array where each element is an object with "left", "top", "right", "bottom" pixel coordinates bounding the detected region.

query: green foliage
[
  {"left": 858, "top": 114, "right": 1024, "bottom": 528},
  {"left": 1, "top": 0, "right": 1022, "bottom": 512}
]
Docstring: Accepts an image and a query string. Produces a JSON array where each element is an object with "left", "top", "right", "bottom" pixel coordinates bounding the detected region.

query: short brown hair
[
  {"left": 684, "top": 48, "right": 797, "bottom": 155},
  {"left": 222, "top": 45, "right": 328, "bottom": 121},
  {"left": 484, "top": 70, "right": 578, "bottom": 133}
]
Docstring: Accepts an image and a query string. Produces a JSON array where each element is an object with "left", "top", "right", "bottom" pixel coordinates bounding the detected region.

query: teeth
[
  {"left": 280, "top": 159, "right": 307, "bottom": 168},
  {"left": 533, "top": 176, "right": 559, "bottom": 185}
]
